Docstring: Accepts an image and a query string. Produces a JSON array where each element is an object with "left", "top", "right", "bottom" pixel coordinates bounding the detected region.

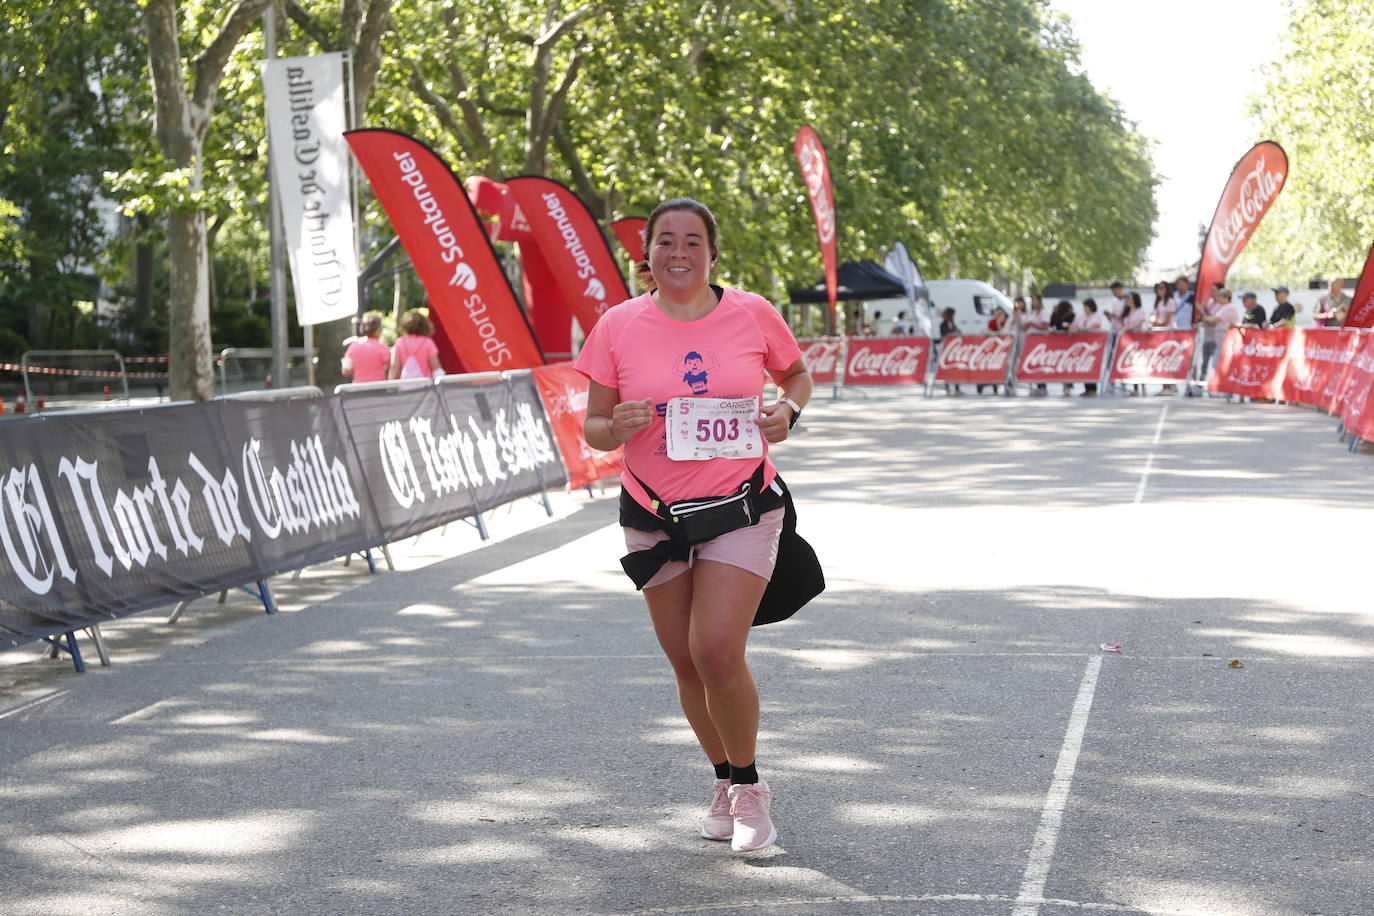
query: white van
[{"left": 924, "top": 280, "right": 1015, "bottom": 335}]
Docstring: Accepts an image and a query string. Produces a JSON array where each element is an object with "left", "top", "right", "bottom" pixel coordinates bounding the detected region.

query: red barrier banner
[
  {"left": 506, "top": 176, "right": 630, "bottom": 336},
  {"left": 1336, "top": 334, "right": 1374, "bottom": 440},
  {"left": 794, "top": 126, "right": 838, "bottom": 325},
  {"left": 1109, "top": 331, "right": 1196, "bottom": 382},
  {"left": 530, "top": 363, "right": 622, "bottom": 490},
  {"left": 1209, "top": 328, "right": 1290, "bottom": 399},
  {"left": 609, "top": 217, "right": 647, "bottom": 264},
  {"left": 1016, "top": 334, "right": 1108, "bottom": 383},
  {"left": 845, "top": 337, "right": 931, "bottom": 386},
  {"left": 345, "top": 130, "right": 545, "bottom": 372},
  {"left": 1197, "top": 141, "right": 1288, "bottom": 300},
  {"left": 934, "top": 335, "right": 1014, "bottom": 385},
  {"left": 1278, "top": 328, "right": 1359, "bottom": 409},
  {"left": 798, "top": 337, "right": 842, "bottom": 385},
  {"left": 1342, "top": 239, "right": 1374, "bottom": 329}
]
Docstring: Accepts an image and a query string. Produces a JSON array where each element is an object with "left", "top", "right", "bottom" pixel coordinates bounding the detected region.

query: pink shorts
[{"left": 623, "top": 508, "right": 785, "bottom": 589}]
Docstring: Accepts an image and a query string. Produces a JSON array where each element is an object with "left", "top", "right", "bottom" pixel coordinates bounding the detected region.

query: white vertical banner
[{"left": 262, "top": 52, "right": 358, "bottom": 326}]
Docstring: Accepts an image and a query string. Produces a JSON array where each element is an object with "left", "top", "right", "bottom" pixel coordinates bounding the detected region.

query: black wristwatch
[{"left": 779, "top": 396, "right": 803, "bottom": 429}]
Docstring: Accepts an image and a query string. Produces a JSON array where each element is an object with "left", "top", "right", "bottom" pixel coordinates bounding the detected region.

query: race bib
[{"left": 666, "top": 396, "right": 763, "bottom": 461}]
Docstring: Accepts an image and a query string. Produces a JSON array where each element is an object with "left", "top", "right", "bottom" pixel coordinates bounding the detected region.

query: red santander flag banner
[
  {"left": 845, "top": 337, "right": 931, "bottom": 386},
  {"left": 1341, "top": 239, "right": 1374, "bottom": 328},
  {"left": 1196, "top": 142, "right": 1288, "bottom": 300},
  {"left": 530, "top": 363, "right": 622, "bottom": 490},
  {"left": 794, "top": 126, "right": 838, "bottom": 320},
  {"left": 1016, "top": 334, "right": 1107, "bottom": 384},
  {"left": 506, "top": 176, "right": 630, "bottom": 336},
  {"left": 798, "top": 337, "right": 843, "bottom": 385},
  {"left": 1208, "top": 328, "right": 1289, "bottom": 400},
  {"left": 935, "top": 335, "right": 1015, "bottom": 385},
  {"left": 1109, "top": 331, "right": 1196, "bottom": 382},
  {"left": 610, "top": 217, "right": 648, "bottom": 264},
  {"left": 344, "top": 130, "right": 544, "bottom": 372}
]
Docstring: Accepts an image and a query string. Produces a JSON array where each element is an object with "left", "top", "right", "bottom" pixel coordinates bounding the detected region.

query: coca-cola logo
[
  {"left": 796, "top": 133, "right": 835, "bottom": 245},
  {"left": 847, "top": 344, "right": 927, "bottom": 378},
  {"left": 1021, "top": 340, "right": 1103, "bottom": 375},
  {"left": 1209, "top": 155, "right": 1285, "bottom": 265},
  {"left": 937, "top": 336, "right": 1012, "bottom": 371},
  {"left": 1114, "top": 339, "right": 1190, "bottom": 376},
  {"left": 799, "top": 339, "right": 842, "bottom": 375}
]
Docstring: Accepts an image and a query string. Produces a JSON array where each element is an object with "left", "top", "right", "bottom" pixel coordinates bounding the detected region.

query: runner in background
[
  {"left": 576, "top": 197, "right": 811, "bottom": 854},
  {"left": 341, "top": 312, "right": 390, "bottom": 383},
  {"left": 388, "top": 308, "right": 442, "bottom": 380}
]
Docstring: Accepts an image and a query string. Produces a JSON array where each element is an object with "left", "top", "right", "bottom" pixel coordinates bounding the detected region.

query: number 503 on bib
[{"left": 666, "top": 396, "right": 763, "bottom": 461}]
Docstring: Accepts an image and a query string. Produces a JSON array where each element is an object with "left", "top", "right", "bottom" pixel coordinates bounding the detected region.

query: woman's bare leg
[
  {"left": 686, "top": 560, "right": 769, "bottom": 766},
  {"left": 643, "top": 571, "right": 727, "bottom": 764}
]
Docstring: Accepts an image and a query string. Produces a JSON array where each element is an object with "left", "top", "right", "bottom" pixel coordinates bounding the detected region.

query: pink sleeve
[
  {"left": 573, "top": 313, "right": 620, "bottom": 389},
  {"left": 420, "top": 337, "right": 439, "bottom": 362},
  {"left": 750, "top": 298, "right": 802, "bottom": 371}
]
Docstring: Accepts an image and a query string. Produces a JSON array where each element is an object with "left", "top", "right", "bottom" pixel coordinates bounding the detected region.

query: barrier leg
[
  {"left": 539, "top": 491, "right": 553, "bottom": 517},
  {"left": 85, "top": 625, "right": 111, "bottom": 667},
  {"left": 41, "top": 631, "right": 86, "bottom": 673},
  {"left": 380, "top": 544, "right": 395, "bottom": 572},
  {"left": 167, "top": 600, "right": 191, "bottom": 624},
  {"left": 364, "top": 549, "right": 377, "bottom": 574},
  {"left": 243, "top": 580, "right": 277, "bottom": 615}
]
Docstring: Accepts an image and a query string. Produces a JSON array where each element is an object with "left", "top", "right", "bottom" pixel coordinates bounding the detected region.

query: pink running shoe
[
  {"left": 728, "top": 781, "right": 777, "bottom": 852},
  {"left": 701, "top": 778, "right": 733, "bottom": 840}
]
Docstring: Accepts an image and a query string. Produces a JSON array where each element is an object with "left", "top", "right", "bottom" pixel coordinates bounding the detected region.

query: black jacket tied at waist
[{"left": 618, "top": 466, "right": 824, "bottom": 627}]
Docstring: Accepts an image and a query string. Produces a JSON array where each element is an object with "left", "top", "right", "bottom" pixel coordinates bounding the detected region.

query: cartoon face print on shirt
[{"left": 674, "top": 350, "right": 720, "bottom": 394}]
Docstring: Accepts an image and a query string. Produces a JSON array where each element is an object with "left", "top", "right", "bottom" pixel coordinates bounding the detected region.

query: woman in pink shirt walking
[
  {"left": 575, "top": 198, "right": 813, "bottom": 853},
  {"left": 341, "top": 312, "right": 390, "bottom": 383}
]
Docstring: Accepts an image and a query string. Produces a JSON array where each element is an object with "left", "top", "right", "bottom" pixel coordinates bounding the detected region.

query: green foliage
[{"left": 1241, "top": 0, "right": 1374, "bottom": 282}]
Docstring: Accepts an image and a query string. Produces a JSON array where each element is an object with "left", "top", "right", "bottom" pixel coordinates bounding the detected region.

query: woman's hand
[
  {"left": 609, "top": 397, "right": 656, "bottom": 443},
  {"left": 758, "top": 401, "right": 794, "bottom": 443}
]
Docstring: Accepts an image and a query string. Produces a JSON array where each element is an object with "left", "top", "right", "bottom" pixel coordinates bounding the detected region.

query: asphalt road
[{"left": 2, "top": 390, "right": 1371, "bottom": 916}]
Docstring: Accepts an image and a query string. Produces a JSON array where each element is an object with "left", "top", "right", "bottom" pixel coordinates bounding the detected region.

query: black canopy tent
[{"left": 789, "top": 259, "right": 909, "bottom": 334}]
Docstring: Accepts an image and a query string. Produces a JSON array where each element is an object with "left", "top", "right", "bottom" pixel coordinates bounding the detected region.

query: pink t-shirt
[
  {"left": 344, "top": 337, "right": 390, "bottom": 383},
  {"left": 392, "top": 334, "right": 439, "bottom": 378},
  {"left": 574, "top": 288, "right": 802, "bottom": 511}
]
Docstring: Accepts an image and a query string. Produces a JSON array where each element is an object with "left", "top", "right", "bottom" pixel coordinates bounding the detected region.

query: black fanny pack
[{"left": 623, "top": 462, "right": 772, "bottom": 546}]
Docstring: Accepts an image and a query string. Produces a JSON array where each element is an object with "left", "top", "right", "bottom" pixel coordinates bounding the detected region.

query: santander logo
[
  {"left": 1209, "top": 155, "right": 1285, "bottom": 266},
  {"left": 1022, "top": 340, "right": 1103, "bottom": 375},
  {"left": 449, "top": 262, "right": 478, "bottom": 291}
]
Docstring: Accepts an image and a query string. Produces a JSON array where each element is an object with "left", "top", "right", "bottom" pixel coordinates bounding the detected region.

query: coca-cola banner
[
  {"left": 794, "top": 126, "right": 838, "bottom": 323},
  {"left": 1196, "top": 142, "right": 1288, "bottom": 302},
  {"left": 531, "top": 363, "right": 623, "bottom": 491},
  {"left": 935, "top": 335, "right": 1015, "bottom": 385},
  {"left": 506, "top": 176, "right": 630, "bottom": 335},
  {"left": 1016, "top": 334, "right": 1108, "bottom": 384},
  {"left": 344, "top": 129, "right": 545, "bottom": 372},
  {"left": 1, "top": 380, "right": 567, "bottom": 652},
  {"left": 1341, "top": 239, "right": 1374, "bottom": 329},
  {"left": 1208, "top": 328, "right": 1290, "bottom": 400},
  {"left": 844, "top": 337, "right": 930, "bottom": 386},
  {"left": 1108, "top": 331, "right": 1197, "bottom": 383},
  {"left": 798, "top": 337, "right": 843, "bottom": 385}
]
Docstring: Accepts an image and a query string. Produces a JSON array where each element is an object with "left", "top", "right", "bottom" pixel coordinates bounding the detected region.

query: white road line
[
  {"left": 1132, "top": 403, "right": 1170, "bottom": 504},
  {"left": 0, "top": 689, "right": 67, "bottom": 721},
  {"left": 1011, "top": 655, "right": 1104, "bottom": 916}
]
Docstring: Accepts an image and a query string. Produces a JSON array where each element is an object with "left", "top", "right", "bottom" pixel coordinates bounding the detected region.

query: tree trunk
[{"left": 167, "top": 208, "right": 215, "bottom": 400}]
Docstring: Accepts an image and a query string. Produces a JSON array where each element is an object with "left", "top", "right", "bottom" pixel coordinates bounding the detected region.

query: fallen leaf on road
[
  {"left": 1202, "top": 653, "right": 1214, "bottom": 657},
  {"left": 1228, "top": 659, "right": 1244, "bottom": 668}
]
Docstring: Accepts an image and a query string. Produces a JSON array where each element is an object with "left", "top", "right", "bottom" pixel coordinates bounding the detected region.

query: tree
[
  {"left": 143, "top": 0, "right": 274, "bottom": 401},
  {"left": 1241, "top": 0, "right": 1374, "bottom": 282}
]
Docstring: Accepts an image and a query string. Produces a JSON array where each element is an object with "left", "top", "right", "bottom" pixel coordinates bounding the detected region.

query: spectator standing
[
  {"left": 1008, "top": 297, "right": 1028, "bottom": 335},
  {"left": 1314, "top": 279, "right": 1351, "bottom": 327},
  {"left": 389, "top": 308, "right": 443, "bottom": 380},
  {"left": 1070, "top": 299, "right": 1106, "bottom": 396},
  {"left": 1171, "top": 275, "right": 1195, "bottom": 330},
  {"left": 1151, "top": 281, "right": 1176, "bottom": 329},
  {"left": 988, "top": 306, "right": 1010, "bottom": 333},
  {"left": 1025, "top": 294, "right": 1051, "bottom": 395},
  {"left": 341, "top": 312, "right": 390, "bottom": 383},
  {"left": 891, "top": 311, "right": 909, "bottom": 336},
  {"left": 938, "top": 307, "right": 962, "bottom": 396},
  {"left": 1103, "top": 282, "right": 1129, "bottom": 332},
  {"left": 1198, "top": 288, "right": 1242, "bottom": 385},
  {"left": 1120, "top": 293, "right": 1149, "bottom": 395},
  {"left": 872, "top": 310, "right": 893, "bottom": 337},
  {"left": 1050, "top": 300, "right": 1075, "bottom": 394},
  {"left": 1240, "top": 292, "right": 1267, "bottom": 329},
  {"left": 1269, "top": 286, "right": 1298, "bottom": 328}
]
